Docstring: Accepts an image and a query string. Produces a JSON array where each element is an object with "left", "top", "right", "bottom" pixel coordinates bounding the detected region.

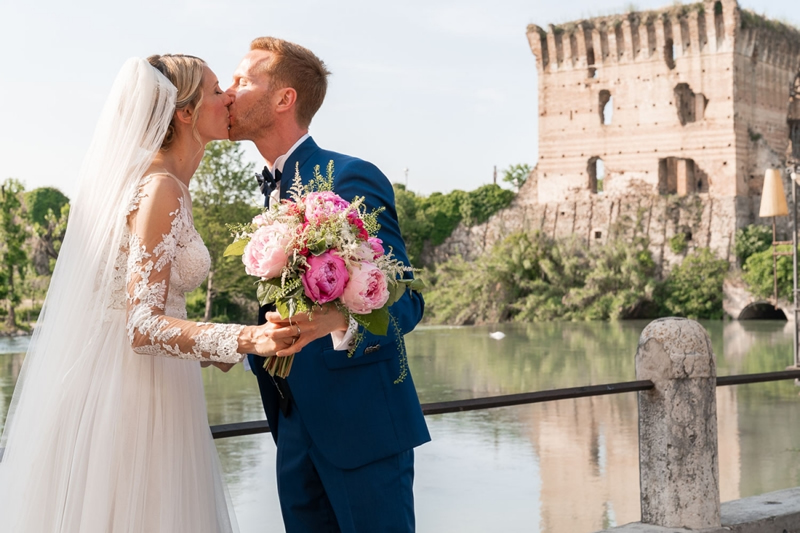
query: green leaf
[
  {"left": 307, "top": 238, "right": 328, "bottom": 255},
  {"left": 353, "top": 307, "right": 390, "bottom": 336},
  {"left": 408, "top": 278, "right": 427, "bottom": 292},
  {"left": 257, "top": 280, "right": 275, "bottom": 306},
  {"left": 384, "top": 277, "right": 426, "bottom": 308},
  {"left": 224, "top": 238, "right": 249, "bottom": 257},
  {"left": 385, "top": 282, "right": 408, "bottom": 308},
  {"left": 275, "top": 299, "right": 291, "bottom": 318}
]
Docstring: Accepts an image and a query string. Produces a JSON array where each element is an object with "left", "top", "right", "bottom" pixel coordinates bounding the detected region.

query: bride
[{"left": 0, "top": 55, "right": 299, "bottom": 532}]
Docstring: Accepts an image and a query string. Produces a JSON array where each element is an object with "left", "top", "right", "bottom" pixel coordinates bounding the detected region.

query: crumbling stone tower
[
  {"left": 425, "top": 1, "right": 800, "bottom": 272},
  {"left": 527, "top": 0, "right": 800, "bottom": 207}
]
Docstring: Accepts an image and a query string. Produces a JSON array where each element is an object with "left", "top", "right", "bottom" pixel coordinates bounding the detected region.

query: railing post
[{"left": 635, "top": 317, "right": 721, "bottom": 529}]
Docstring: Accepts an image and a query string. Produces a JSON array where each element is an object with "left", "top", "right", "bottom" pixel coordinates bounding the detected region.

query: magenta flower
[
  {"left": 341, "top": 262, "right": 390, "bottom": 314},
  {"left": 302, "top": 251, "right": 349, "bottom": 303}
]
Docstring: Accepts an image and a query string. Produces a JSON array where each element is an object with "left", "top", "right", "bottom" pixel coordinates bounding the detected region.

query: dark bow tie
[{"left": 256, "top": 166, "right": 282, "bottom": 196}]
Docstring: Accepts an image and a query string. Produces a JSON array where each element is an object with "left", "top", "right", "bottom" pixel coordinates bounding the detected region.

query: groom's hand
[{"left": 268, "top": 304, "right": 348, "bottom": 357}]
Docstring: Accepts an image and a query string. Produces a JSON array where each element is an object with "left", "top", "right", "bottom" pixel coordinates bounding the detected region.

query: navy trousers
[{"left": 275, "top": 400, "right": 416, "bottom": 533}]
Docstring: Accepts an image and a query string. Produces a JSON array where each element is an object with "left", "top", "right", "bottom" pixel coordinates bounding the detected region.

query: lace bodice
[{"left": 119, "top": 173, "right": 245, "bottom": 363}]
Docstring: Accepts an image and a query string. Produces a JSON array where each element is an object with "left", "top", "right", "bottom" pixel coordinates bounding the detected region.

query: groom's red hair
[{"left": 250, "top": 37, "right": 330, "bottom": 128}]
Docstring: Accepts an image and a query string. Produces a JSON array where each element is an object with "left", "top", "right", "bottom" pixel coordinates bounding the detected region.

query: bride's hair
[{"left": 147, "top": 54, "right": 206, "bottom": 150}]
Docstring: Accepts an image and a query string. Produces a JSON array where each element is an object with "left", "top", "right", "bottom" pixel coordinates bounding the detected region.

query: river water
[{"left": 2, "top": 320, "right": 799, "bottom": 532}]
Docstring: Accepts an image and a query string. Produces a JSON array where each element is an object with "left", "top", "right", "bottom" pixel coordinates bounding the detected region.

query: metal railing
[{"left": 209, "top": 368, "right": 800, "bottom": 440}]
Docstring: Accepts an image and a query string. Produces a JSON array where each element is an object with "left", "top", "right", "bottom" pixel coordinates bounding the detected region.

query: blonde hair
[
  {"left": 249, "top": 37, "right": 330, "bottom": 128},
  {"left": 147, "top": 54, "right": 206, "bottom": 150}
]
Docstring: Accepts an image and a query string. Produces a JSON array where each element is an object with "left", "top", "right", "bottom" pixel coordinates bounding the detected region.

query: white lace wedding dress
[{"left": 0, "top": 172, "right": 244, "bottom": 532}]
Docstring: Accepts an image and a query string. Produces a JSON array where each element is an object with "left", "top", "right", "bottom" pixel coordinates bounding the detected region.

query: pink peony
[
  {"left": 304, "top": 191, "right": 350, "bottom": 224},
  {"left": 341, "top": 262, "right": 390, "bottom": 314},
  {"left": 252, "top": 214, "right": 268, "bottom": 227},
  {"left": 302, "top": 251, "right": 349, "bottom": 303},
  {"left": 355, "top": 237, "right": 384, "bottom": 262},
  {"left": 367, "top": 237, "right": 384, "bottom": 258},
  {"left": 242, "top": 223, "right": 290, "bottom": 279}
]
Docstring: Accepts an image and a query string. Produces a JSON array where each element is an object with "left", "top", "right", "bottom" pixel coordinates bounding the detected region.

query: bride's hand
[{"left": 200, "top": 361, "right": 236, "bottom": 372}]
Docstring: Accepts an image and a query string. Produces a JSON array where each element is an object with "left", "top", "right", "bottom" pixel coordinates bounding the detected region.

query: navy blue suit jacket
[{"left": 249, "top": 137, "right": 430, "bottom": 470}]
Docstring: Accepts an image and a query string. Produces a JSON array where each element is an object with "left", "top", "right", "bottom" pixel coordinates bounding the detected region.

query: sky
[{"left": 1, "top": 0, "right": 799, "bottom": 200}]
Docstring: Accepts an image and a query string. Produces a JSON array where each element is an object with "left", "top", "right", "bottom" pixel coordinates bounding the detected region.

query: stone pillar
[{"left": 635, "top": 317, "right": 721, "bottom": 529}]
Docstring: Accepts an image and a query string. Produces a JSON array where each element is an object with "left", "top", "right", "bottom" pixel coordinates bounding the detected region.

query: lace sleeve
[{"left": 125, "top": 174, "right": 245, "bottom": 363}]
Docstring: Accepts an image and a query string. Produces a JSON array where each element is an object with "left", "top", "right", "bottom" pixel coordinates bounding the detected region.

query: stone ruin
[{"left": 427, "top": 0, "right": 800, "bottom": 276}]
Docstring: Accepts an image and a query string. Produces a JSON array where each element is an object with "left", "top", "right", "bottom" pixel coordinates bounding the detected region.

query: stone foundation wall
[{"left": 422, "top": 171, "right": 799, "bottom": 274}]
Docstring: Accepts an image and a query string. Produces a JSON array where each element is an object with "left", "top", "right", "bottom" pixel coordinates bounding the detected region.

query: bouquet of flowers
[{"left": 225, "top": 162, "right": 423, "bottom": 378}]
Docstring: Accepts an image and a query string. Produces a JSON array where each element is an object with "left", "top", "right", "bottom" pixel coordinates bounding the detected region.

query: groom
[{"left": 226, "top": 37, "right": 430, "bottom": 533}]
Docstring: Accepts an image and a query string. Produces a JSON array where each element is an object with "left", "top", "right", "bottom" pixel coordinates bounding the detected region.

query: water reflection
[{"left": 1, "top": 320, "right": 800, "bottom": 532}]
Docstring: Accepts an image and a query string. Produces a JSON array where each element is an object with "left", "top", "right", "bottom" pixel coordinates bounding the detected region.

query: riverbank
[{"left": 0, "top": 329, "right": 30, "bottom": 338}]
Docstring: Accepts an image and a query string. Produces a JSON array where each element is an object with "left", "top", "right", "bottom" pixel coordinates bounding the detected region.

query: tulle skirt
[{"left": 0, "top": 310, "right": 238, "bottom": 532}]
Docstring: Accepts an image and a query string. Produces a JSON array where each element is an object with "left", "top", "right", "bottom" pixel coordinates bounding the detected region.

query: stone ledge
[{"left": 593, "top": 486, "right": 800, "bottom": 533}]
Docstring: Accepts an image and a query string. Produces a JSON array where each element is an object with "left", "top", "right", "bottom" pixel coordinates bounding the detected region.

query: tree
[
  {"left": 24, "top": 187, "right": 69, "bottom": 226},
  {"left": 392, "top": 184, "right": 513, "bottom": 267},
  {"left": 26, "top": 189, "right": 70, "bottom": 275},
  {"left": 0, "top": 178, "right": 30, "bottom": 330},
  {"left": 190, "top": 141, "right": 259, "bottom": 322},
  {"left": 502, "top": 163, "right": 533, "bottom": 191}
]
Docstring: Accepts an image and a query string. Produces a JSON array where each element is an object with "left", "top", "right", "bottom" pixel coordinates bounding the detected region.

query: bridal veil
[{"left": 0, "top": 58, "right": 238, "bottom": 532}]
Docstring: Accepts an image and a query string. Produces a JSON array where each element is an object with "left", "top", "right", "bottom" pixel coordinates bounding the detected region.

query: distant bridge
[{"left": 723, "top": 279, "right": 790, "bottom": 320}]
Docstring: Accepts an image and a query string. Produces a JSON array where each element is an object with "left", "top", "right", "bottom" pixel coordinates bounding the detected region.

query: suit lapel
[{"left": 280, "top": 136, "right": 320, "bottom": 198}]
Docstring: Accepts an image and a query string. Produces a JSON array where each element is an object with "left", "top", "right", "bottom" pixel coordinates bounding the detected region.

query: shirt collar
[{"left": 271, "top": 133, "right": 310, "bottom": 175}]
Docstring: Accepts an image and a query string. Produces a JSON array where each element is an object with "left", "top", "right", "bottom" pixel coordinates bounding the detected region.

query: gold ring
[{"left": 295, "top": 325, "right": 301, "bottom": 337}]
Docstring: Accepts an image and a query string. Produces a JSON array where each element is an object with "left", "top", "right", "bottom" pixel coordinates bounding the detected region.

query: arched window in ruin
[
  {"left": 714, "top": 1, "right": 725, "bottom": 49},
  {"left": 664, "top": 38, "right": 676, "bottom": 69},
  {"left": 588, "top": 157, "right": 605, "bottom": 193},
  {"left": 659, "top": 157, "right": 697, "bottom": 196},
  {"left": 674, "top": 83, "right": 707, "bottom": 125},
  {"left": 599, "top": 90, "right": 613, "bottom": 125}
]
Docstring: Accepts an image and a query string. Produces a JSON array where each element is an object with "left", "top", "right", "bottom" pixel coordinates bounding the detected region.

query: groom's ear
[{"left": 275, "top": 87, "right": 298, "bottom": 116}]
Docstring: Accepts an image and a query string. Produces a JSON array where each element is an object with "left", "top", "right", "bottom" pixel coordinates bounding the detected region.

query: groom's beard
[{"left": 228, "top": 92, "right": 276, "bottom": 141}]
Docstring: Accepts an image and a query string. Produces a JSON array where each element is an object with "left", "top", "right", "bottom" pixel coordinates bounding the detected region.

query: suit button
[{"left": 364, "top": 344, "right": 381, "bottom": 355}]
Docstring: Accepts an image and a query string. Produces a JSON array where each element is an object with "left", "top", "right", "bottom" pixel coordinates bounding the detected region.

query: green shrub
[
  {"left": 669, "top": 232, "right": 688, "bottom": 254},
  {"left": 425, "top": 232, "right": 657, "bottom": 324},
  {"left": 657, "top": 248, "right": 729, "bottom": 319},
  {"left": 734, "top": 224, "right": 772, "bottom": 265},
  {"left": 559, "top": 239, "right": 657, "bottom": 320},
  {"left": 741, "top": 245, "right": 794, "bottom": 300}
]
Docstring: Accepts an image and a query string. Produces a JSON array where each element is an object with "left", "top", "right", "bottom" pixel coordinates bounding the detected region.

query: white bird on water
[{"left": 489, "top": 331, "right": 506, "bottom": 340}]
